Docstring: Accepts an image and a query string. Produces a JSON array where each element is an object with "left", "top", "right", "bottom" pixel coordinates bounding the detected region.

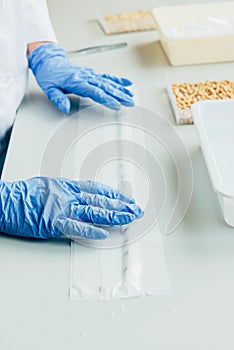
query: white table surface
[{"left": 1, "top": 0, "right": 234, "bottom": 349}]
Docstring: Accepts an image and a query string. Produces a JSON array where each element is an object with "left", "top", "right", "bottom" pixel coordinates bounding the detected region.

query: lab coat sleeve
[{"left": 25, "top": 0, "right": 57, "bottom": 44}]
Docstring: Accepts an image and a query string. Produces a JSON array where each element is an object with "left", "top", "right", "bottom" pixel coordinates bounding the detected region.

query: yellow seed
[{"left": 189, "top": 117, "right": 193, "bottom": 124}]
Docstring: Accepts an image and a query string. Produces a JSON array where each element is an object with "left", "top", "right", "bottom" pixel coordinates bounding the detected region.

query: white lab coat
[{"left": 0, "top": 0, "right": 56, "bottom": 169}]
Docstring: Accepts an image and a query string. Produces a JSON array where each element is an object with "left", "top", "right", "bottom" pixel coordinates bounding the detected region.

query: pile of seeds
[{"left": 171, "top": 80, "right": 234, "bottom": 110}]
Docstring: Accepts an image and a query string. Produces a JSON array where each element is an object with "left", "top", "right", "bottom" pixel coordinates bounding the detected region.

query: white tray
[
  {"left": 192, "top": 99, "right": 234, "bottom": 226},
  {"left": 152, "top": 2, "right": 234, "bottom": 66},
  {"left": 167, "top": 83, "right": 193, "bottom": 125},
  {"left": 98, "top": 9, "right": 157, "bottom": 34}
]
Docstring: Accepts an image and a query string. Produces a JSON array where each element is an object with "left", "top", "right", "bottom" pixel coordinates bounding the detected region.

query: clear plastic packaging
[
  {"left": 69, "top": 100, "right": 170, "bottom": 299},
  {"left": 70, "top": 224, "right": 170, "bottom": 300}
]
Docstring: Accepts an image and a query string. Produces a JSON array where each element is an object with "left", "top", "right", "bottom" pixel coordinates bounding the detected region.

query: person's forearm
[{"left": 27, "top": 41, "right": 52, "bottom": 55}]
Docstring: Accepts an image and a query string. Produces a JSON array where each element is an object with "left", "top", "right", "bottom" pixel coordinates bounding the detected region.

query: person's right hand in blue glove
[{"left": 0, "top": 177, "right": 143, "bottom": 240}]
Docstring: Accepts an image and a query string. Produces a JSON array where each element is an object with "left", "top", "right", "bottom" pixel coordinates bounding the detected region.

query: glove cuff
[
  {"left": 0, "top": 181, "right": 3, "bottom": 224},
  {"left": 28, "top": 43, "right": 67, "bottom": 74},
  {"left": 0, "top": 181, "right": 12, "bottom": 231}
]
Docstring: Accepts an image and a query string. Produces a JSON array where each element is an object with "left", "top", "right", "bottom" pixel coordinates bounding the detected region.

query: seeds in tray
[
  {"left": 172, "top": 80, "right": 234, "bottom": 110},
  {"left": 103, "top": 10, "right": 157, "bottom": 34},
  {"left": 105, "top": 10, "right": 153, "bottom": 23}
]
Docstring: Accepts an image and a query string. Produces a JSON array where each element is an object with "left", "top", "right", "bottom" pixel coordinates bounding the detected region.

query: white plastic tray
[
  {"left": 167, "top": 79, "right": 234, "bottom": 125},
  {"left": 192, "top": 99, "right": 234, "bottom": 226},
  {"left": 167, "top": 83, "right": 193, "bottom": 124},
  {"left": 152, "top": 2, "right": 234, "bottom": 66}
]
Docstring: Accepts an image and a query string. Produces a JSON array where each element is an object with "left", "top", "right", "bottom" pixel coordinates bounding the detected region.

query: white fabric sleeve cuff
[{"left": 25, "top": 0, "right": 57, "bottom": 44}]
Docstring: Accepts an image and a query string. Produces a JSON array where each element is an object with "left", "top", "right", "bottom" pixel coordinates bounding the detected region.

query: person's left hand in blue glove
[{"left": 28, "top": 42, "right": 134, "bottom": 113}]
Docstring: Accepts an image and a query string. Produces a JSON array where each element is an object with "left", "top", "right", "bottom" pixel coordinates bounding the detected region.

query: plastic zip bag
[{"left": 69, "top": 100, "right": 170, "bottom": 299}]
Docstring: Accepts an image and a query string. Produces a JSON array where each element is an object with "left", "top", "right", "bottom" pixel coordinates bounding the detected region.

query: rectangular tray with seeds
[
  {"left": 167, "top": 80, "right": 234, "bottom": 125},
  {"left": 99, "top": 10, "right": 157, "bottom": 34}
]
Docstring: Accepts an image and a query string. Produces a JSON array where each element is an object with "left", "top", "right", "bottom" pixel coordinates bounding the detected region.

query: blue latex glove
[
  {"left": 28, "top": 43, "right": 134, "bottom": 113},
  {"left": 0, "top": 177, "right": 143, "bottom": 240}
]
